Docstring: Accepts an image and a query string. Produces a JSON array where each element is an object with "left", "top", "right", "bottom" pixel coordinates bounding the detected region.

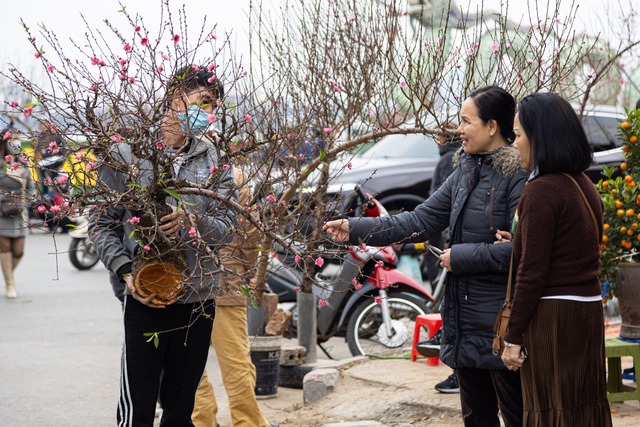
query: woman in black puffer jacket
[{"left": 324, "top": 86, "right": 528, "bottom": 427}]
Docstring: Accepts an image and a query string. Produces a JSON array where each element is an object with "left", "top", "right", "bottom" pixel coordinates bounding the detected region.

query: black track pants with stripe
[{"left": 118, "top": 296, "right": 215, "bottom": 427}]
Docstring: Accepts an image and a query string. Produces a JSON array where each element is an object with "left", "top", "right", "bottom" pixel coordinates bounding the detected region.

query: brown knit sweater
[{"left": 504, "top": 172, "right": 603, "bottom": 345}]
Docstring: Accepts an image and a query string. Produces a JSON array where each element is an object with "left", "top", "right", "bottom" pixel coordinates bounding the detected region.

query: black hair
[
  {"left": 468, "top": 86, "right": 516, "bottom": 142},
  {"left": 516, "top": 92, "right": 592, "bottom": 174},
  {"left": 168, "top": 65, "right": 224, "bottom": 99}
]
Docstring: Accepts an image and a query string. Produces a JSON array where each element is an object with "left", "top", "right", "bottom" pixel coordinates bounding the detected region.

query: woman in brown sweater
[{"left": 502, "top": 92, "right": 612, "bottom": 426}]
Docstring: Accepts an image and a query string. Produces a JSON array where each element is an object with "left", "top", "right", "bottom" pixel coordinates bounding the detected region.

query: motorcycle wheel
[
  {"left": 69, "top": 238, "right": 100, "bottom": 270},
  {"left": 346, "top": 292, "right": 429, "bottom": 357}
]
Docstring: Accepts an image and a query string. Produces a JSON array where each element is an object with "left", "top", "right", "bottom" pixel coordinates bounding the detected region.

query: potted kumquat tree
[{"left": 596, "top": 108, "right": 640, "bottom": 338}]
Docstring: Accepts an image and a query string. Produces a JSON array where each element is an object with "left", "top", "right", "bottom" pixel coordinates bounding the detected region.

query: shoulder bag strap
[
  {"left": 562, "top": 173, "right": 599, "bottom": 234},
  {"left": 505, "top": 251, "right": 514, "bottom": 302}
]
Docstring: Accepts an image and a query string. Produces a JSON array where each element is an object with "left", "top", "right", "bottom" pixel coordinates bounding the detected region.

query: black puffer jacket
[{"left": 349, "top": 145, "right": 527, "bottom": 370}]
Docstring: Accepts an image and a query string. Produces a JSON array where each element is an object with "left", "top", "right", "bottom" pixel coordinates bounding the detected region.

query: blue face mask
[{"left": 177, "top": 104, "right": 210, "bottom": 135}]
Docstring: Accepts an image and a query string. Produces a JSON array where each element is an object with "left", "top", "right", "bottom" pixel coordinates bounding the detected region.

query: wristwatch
[{"left": 504, "top": 341, "right": 518, "bottom": 348}]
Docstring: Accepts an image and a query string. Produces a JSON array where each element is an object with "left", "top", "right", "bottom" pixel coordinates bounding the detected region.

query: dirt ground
[
  {"left": 258, "top": 370, "right": 463, "bottom": 427},
  {"left": 255, "top": 357, "right": 640, "bottom": 427}
]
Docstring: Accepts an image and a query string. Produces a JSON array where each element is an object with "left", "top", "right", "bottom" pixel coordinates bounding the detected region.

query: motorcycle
[
  {"left": 68, "top": 215, "right": 100, "bottom": 270},
  {"left": 267, "top": 188, "right": 435, "bottom": 357}
]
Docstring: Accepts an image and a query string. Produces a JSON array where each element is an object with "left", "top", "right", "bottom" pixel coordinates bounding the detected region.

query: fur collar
[{"left": 453, "top": 145, "right": 523, "bottom": 178}]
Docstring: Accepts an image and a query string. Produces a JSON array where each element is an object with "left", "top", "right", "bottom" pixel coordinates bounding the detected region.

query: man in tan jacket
[{"left": 192, "top": 167, "right": 271, "bottom": 427}]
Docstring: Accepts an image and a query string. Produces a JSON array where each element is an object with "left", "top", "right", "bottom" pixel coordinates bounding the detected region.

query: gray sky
[
  {"left": 0, "top": 0, "right": 636, "bottom": 77},
  {"left": 0, "top": 0, "right": 626, "bottom": 54}
]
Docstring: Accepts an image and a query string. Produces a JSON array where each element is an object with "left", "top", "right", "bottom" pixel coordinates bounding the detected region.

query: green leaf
[
  {"left": 118, "top": 6, "right": 126, "bottom": 12},
  {"left": 164, "top": 188, "right": 181, "bottom": 201},
  {"left": 128, "top": 230, "right": 135, "bottom": 239},
  {"left": 22, "top": 103, "right": 37, "bottom": 108},
  {"left": 239, "top": 286, "right": 251, "bottom": 298},
  {"left": 144, "top": 332, "right": 160, "bottom": 348},
  {"left": 183, "top": 200, "right": 197, "bottom": 206},
  {"left": 319, "top": 150, "right": 326, "bottom": 161}
]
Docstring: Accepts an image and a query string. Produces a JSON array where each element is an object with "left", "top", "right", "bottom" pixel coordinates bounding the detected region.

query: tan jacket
[{"left": 217, "top": 167, "right": 261, "bottom": 306}]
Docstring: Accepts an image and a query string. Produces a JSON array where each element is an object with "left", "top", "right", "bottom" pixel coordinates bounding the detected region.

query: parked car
[
  {"left": 327, "top": 105, "right": 625, "bottom": 217},
  {"left": 326, "top": 131, "right": 441, "bottom": 216}
]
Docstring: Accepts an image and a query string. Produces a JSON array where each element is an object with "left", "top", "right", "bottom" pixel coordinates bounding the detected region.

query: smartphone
[{"left": 427, "top": 244, "right": 444, "bottom": 257}]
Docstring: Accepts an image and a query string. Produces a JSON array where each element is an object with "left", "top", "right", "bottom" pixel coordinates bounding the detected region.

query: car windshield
[
  {"left": 358, "top": 133, "right": 440, "bottom": 158},
  {"left": 583, "top": 114, "right": 622, "bottom": 152}
]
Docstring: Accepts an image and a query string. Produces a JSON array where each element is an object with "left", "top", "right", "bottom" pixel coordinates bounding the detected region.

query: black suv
[{"left": 328, "top": 106, "right": 624, "bottom": 215}]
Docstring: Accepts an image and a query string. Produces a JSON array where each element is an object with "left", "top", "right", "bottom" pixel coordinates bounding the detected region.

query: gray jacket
[
  {"left": 349, "top": 145, "right": 527, "bottom": 370},
  {"left": 89, "top": 138, "right": 237, "bottom": 304}
]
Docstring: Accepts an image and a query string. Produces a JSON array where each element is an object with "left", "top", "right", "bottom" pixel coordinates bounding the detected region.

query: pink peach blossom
[
  {"left": 50, "top": 205, "right": 61, "bottom": 213},
  {"left": 4, "top": 155, "right": 13, "bottom": 163},
  {"left": 173, "top": 34, "right": 180, "bottom": 43},
  {"left": 10, "top": 101, "right": 17, "bottom": 108},
  {"left": 374, "top": 296, "right": 382, "bottom": 304},
  {"left": 294, "top": 255, "right": 301, "bottom": 264},
  {"left": 143, "top": 245, "right": 151, "bottom": 251},
  {"left": 318, "top": 299, "right": 327, "bottom": 307},
  {"left": 110, "top": 135, "right": 122, "bottom": 143},
  {"left": 57, "top": 175, "right": 68, "bottom": 185},
  {"left": 123, "top": 43, "right": 131, "bottom": 52},
  {"left": 37, "top": 205, "right": 46, "bottom": 213},
  {"left": 3, "top": 132, "right": 11, "bottom": 140},
  {"left": 209, "top": 166, "right": 217, "bottom": 173},
  {"left": 207, "top": 114, "right": 217, "bottom": 123},
  {"left": 323, "top": 127, "right": 333, "bottom": 133},
  {"left": 245, "top": 114, "right": 253, "bottom": 122},
  {"left": 315, "top": 257, "right": 324, "bottom": 267},
  {"left": 128, "top": 217, "right": 140, "bottom": 225},
  {"left": 266, "top": 194, "right": 277, "bottom": 202},
  {"left": 23, "top": 107, "right": 33, "bottom": 118},
  {"left": 188, "top": 227, "right": 197, "bottom": 238}
]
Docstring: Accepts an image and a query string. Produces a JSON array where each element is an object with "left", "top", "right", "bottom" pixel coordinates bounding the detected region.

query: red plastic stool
[{"left": 411, "top": 313, "right": 443, "bottom": 366}]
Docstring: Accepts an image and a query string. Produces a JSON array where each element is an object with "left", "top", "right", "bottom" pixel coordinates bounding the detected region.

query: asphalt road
[
  {"left": 0, "top": 231, "right": 125, "bottom": 426},
  {"left": 0, "top": 231, "right": 351, "bottom": 427}
]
